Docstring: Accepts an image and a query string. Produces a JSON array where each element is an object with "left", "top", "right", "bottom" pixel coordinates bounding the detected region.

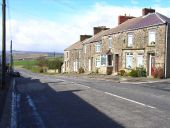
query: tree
[
  {"left": 47, "top": 57, "right": 63, "bottom": 73},
  {"left": 37, "top": 57, "right": 47, "bottom": 68}
]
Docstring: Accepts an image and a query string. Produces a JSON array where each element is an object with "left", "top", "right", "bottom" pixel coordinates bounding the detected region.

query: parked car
[{"left": 12, "top": 72, "right": 21, "bottom": 77}]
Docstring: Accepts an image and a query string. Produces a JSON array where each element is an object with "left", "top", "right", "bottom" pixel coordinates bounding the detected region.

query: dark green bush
[
  {"left": 119, "top": 70, "right": 126, "bottom": 76},
  {"left": 95, "top": 68, "right": 99, "bottom": 74},
  {"left": 78, "top": 67, "right": 84, "bottom": 74},
  {"left": 128, "top": 69, "right": 138, "bottom": 77},
  {"left": 137, "top": 67, "right": 146, "bottom": 77}
]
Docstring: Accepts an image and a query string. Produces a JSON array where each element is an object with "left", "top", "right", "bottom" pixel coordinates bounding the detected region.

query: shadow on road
[{"left": 16, "top": 76, "right": 125, "bottom": 128}]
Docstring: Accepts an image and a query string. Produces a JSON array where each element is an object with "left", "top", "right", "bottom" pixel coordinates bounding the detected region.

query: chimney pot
[
  {"left": 80, "top": 35, "right": 92, "bottom": 41},
  {"left": 142, "top": 8, "right": 155, "bottom": 16},
  {"left": 93, "top": 26, "right": 109, "bottom": 35}
]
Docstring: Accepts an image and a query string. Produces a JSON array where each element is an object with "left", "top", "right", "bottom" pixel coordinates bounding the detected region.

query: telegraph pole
[
  {"left": 10, "top": 40, "right": 13, "bottom": 73},
  {"left": 1, "top": 0, "right": 6, "bottom": 89}
]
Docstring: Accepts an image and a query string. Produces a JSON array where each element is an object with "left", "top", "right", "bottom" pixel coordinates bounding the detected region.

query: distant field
[{"left": 14, "top": 60, "right": 37, "bottom": 67}]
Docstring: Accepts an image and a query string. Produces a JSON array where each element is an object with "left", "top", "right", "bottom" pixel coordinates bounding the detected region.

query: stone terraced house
[
  {"left": 63, "top": 35, "right": 92, "bottom": 73},
  {"left": 63, "top": 8, "right": 170, "bottom": 78}
]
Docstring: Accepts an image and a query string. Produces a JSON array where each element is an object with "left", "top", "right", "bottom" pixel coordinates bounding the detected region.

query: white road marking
[
  {"left": 104, "top": 92, "right": 156, "bottom": 109},
  {"left": 26, "top": 95, "right": 46, "bottom": 128},
  {"left": 71, "top": 82, "right": 90, "bottom": 89},
  {"left": 10, "top": 78, "right": 17, "bottom": 128},
  {"left": 77, "top": 84, "right": 90, "bottom": 89}
]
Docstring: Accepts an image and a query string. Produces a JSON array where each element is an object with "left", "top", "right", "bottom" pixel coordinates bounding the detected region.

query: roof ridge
[{"left": 155, "top": 12, "right": 166, "bottom": 23}]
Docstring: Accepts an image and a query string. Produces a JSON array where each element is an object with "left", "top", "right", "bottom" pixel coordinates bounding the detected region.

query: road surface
[{"left": 9, "top": 68, "right": 170, "bottom": 128}]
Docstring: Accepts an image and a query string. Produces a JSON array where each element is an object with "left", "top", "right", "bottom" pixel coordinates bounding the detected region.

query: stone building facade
[
  {"left": 63, "top": 35, "right": 92, "bottom": 73},
  {"left": 63, "top": 8, "right": 170, "bottom": 78}
]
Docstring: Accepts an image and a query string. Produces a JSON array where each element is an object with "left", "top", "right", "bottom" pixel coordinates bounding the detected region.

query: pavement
[
  {"left": 57, "top": 73, "right": 170, "bottom": 84},
  {"left": 0, "top": 75, "right": 12, "bottom": 128}
]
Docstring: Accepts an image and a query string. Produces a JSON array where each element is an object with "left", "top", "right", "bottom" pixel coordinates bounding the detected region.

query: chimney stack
[
  {"left": 93, "top": 26, "right": 109, "bottom": 35},
  {"left": 80, "top": 35, "right": 92, "bottom": 41},
  {"left": 118, "top": 14, "right": 135, "bottom": 25},
  {"left": 142, "top": 8, "right": 155, "bottom": 16}
]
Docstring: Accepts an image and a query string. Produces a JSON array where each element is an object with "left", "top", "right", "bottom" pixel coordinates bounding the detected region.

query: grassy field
[{"left": 14, "top": 59, "right": 40, "bottom": 72}]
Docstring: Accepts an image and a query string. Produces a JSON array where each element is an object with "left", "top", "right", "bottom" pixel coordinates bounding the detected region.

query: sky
[{"left": 0, "top": 0, "right": 170, "bottom": 52}]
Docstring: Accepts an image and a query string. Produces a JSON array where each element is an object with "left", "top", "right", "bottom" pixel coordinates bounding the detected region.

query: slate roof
[
  {"left": 64, "top": 41, "right": 82, "bottom": 51},
  {"left": 83, "top": 12, "right": 170, "bottom": 44},
  {"left": 104, "top": 12, "right": 170, "bottom": 35},
  {"left": 82, "top": 30, "right": 106, "bottom": 44}
]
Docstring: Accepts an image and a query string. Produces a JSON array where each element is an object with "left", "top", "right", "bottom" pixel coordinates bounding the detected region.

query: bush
[
  {"left": 119, "top": 70, "right": 126, "bottom": 76},
  {"left": 128, "top": 69, "right": 138, "bottom": 77},
  {"left": 157, "top": 67, "right": 164, "bottom": 79},
  {"left": 78, "top": 67, "right": 84, "bottom": 74},
  {"left": 95, "top": 68, "right": 99, "bottom": 74},
  {"left": 151, "top": 67, "right": 158, "bottom": 78},
  {"left": 137, "top": 67, "right": 146, "bottom": 77}
]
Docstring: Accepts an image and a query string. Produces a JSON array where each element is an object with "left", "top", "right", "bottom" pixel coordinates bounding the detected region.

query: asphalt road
[{"left": 9, "top": 68, "right": 170, "bottom": 128}]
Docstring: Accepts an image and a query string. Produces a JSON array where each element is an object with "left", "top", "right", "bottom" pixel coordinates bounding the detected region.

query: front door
[
  {"left": 115, "top": 54, "right": 119, "bottom": 72},
  {"left": 88, "top": 59, "right": 91, "bottom": 71},
  {"left": 148, "top": 53, "right": 155, "bottom": 76}
]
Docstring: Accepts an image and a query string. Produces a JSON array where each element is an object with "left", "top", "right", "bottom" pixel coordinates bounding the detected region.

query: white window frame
[
  {"left": 66, "top": 51, "right": 69, "bottom": 58},
  {"left": 95, "top": 42, "right": 101, "bottom": 53},
  {"left": 84, "top": 45, "right": 86, "bottom": 53},
  {"left": 148, "top": 29, "right": 156, "bottom": 46},
  {"left": 108, "top": 37, "right": 112, "bottom": 49},
  {"left": 125, "top": 53, "right": 133, "bottom": 69},
  {"left": 100, "top": 55, "right": 107, "bottom": 66},
  {"left": 128, "top": 33, "right": 133, "bottom": 47},
  {"left": 95, "top": 57, "right": 100, "bottom": 67},
  {"left": 137, "top": 53, "right": 144, "bottom": 67}
]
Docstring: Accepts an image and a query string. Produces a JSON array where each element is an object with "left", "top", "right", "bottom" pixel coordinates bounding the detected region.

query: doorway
[
  {"left": 148, "top": 53, "right": 155, "bottom": 76},
  {"left": 115, "top": 54, "right": 119, "bottom": 73}
]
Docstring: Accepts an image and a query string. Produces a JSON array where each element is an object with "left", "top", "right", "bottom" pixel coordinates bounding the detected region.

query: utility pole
[
  {"left": 10, "top": 40, "right": 13, "bottom": 74},
  {"left": 1, "top": 0, "right": 6, "bottom": 89}
]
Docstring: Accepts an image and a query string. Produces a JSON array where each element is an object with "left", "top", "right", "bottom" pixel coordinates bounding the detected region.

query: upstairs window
[
  {"left": 108, "top": 37, "right": 112, "bottom": 49},
  {"left": 96, "top": 42, "right": 101, "bottom": 52},
  {"left": 125, "top": 53, "right": 133, "bottom": 68},
  {"left": 84, "top": 45, "right": 86, "bottom": 53},
  {"left": 149, "top": 29, "right": 156, "bottom": 46},
  {"left": 128, "top": 33, "right": 133, "bottom": 47},
  {"left": 66, "top": 52, "right": 69, "bottom": 58},
  {"left": 79, "top": 50, "right": 81, "bottom": 58}
]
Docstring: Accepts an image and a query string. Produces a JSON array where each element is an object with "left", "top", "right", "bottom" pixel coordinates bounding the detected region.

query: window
[
  {"left": 96, "top": 42, "right": 101, "bottom": 52},
  {"left": 101, "top": 55, "right": 107, "bottom": 66},
  {"left": 79, "top": 50, "right": 81, "bottom": 58},
  {"left": 84, "top": 45, "right": 86, "bottom": 53},
  {"left": 96, "top": 57, "right": 100, "bottom": 67},
  {"left": 125, "top": 53, "right": 133, "bottom": 68},
  {"left": 149, "top": 29, "right": 156, "bottom": 45},
  {"left": 137, "top": 53, "right": 143, "bottom": 67},
  {"left": 108, "top": 37, "right": 112, "bottom": 49},
  {"left": 66, "top": 52, "right": 69, "bottom": 58},
  {"left": 128, "top": 33, "right": 133, "bottom": 47}
]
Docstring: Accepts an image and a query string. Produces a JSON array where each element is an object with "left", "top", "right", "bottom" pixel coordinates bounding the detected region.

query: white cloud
[{"left": 2, "top": 4, "right": 170, "bottom": 52}]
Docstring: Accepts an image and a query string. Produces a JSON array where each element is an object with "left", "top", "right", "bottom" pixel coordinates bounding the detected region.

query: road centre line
[{"left": 104, "top": 92, "right": 156, "bottom": 109}]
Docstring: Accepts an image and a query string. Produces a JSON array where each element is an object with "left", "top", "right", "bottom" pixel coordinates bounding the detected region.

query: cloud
[{"left": 3, "top": 4, "right": 170, "bottom": 52}]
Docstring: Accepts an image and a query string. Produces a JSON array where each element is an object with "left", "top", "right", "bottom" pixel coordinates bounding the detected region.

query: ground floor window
[
  {"left": 101, "top": 55, "right": 107, "bottom": 66},
  {"left": 137, "top": 53, "right": 144, "bottom": 67},
  {"left": 126, "top": 53, "right": 133, "bottom": 68},
  {"left": 96, "top": 57, "right": 100, "bottom": 67}
]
